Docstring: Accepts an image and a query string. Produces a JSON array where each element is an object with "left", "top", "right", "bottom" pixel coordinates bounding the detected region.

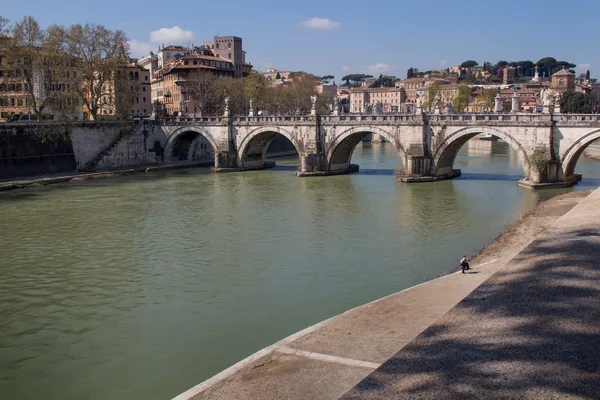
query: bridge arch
[
  {"left": 164, "top": 126, "right": 218, "bottom": 163},
  {"left": 433, "top": 126, "right": 531, "bottom": 179},
  {"left": 237, "top": 126, "right": 303, "bottom": 168},
  {"left": 561, "top": 129, "right": 600, "bottom": 179},
  {"left": 327, "top": 126, "right": 407, "bottom": 172}
]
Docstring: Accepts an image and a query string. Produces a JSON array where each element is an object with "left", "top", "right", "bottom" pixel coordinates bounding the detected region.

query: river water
[{"left": 1, "top": 139, "right": 599, "bottom": 400}]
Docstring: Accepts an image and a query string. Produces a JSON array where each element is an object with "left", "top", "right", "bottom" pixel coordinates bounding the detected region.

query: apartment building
[
  {"left": 140, "top": 37, "right": 252, "bottom": 117},
  {"left": 349, "top": 86, "right": 406, "bottom": 113},
  {"left": 202, "top": 36, "right": 251, "bottom": 78}
]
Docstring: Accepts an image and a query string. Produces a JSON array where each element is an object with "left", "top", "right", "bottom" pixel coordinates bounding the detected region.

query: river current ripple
[{"left": 1, "top": 140, "right": 599, "bottom": 399}]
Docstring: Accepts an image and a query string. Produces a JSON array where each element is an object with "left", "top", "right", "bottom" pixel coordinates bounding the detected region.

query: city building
[
  {"left": 140, "top": 38, "right": 252, "bottom": 117},
  {"left": 349, "top": 86, "right": 406, "bottom": 113},
  {"left": 263, "top": 68, "right": 291, "bottom": 81},
  {"left": 551, "top": 68, "right": 575, "bottom": 92},
  {"left": 503, "top": 67, "right": 515, "bottom": 84},
  {"left": 202, "top": 36, "right": 251, "bottom": 78}
]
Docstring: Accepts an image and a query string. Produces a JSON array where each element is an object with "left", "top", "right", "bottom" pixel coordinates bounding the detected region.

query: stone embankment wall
[
  {"left": 94, "top": 122, "right": 162, "bottom": 170},
  {"left": 70, "top": 123, "right": 124, "bottom": 169},
  {"left": 0, "top": 124, "right": 76, "bottom": 179}
]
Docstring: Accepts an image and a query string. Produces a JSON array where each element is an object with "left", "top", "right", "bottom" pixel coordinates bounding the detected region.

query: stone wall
[
  {"left": 70, "top": 123, "right": 125, "bottom": 169},
  {"left": 0, "top": 124, "right": 76, "bottom": 179}
]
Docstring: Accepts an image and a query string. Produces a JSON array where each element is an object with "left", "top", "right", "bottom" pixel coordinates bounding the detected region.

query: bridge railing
[
  {"left": 427, "top": 113, "right": 554, "bottom": 123},
  {"left": 552, "top": 114, "right": 600, "bottom": 123},
  {"left": 157, "top": 112, "right": 600, "bottom": 126}
]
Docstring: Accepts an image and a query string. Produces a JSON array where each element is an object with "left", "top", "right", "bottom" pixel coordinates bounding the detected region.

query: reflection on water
[{"left": 0, "top": 139, "right": 599, "bottom": 400}]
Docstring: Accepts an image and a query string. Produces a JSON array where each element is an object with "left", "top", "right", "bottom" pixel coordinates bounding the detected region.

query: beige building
[
  {"left": 349, "top": 86, "right": 406, "bottom": 113},
  {"left": 263, "top": 68, "right": 291, "bottom": 81}
]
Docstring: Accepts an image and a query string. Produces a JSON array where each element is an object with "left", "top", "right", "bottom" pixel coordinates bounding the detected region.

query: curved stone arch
[
  {"left": 433, "top": 126, "right": 531, "bottom": 179},
  {"left": 164, "top": 126, "right": 219, "bottom": 161},
  {"left": 561, "top": 128, "right": 600, "bottom": 179},
  {"left": 237, "top": 125, "right": 303, "bottom": 168},
  {"left": 327, "top": 125, "right": 408, "bottom": 171}
]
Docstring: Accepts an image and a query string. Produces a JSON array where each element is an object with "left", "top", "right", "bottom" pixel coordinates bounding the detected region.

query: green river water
[{"left": 1, "top": 139, "right": 599, "bottom": 399}]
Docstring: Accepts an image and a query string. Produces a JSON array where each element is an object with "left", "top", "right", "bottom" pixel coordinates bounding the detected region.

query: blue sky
[{"left": 3, "top": 0, "right": 599, "bottom": 79}]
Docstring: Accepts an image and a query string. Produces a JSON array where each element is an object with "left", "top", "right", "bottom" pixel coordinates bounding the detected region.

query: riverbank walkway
[
  {"left": 174, "top": 188, "right": 599, "bottom": 399},
  {"left": 0, "top": 161, "right": 211, "bottom": 191},
  {"left": 342, "top": 187, "right": 600, "bottom": 399}
]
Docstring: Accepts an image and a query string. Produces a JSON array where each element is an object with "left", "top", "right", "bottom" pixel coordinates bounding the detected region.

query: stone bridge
[{"left": 100, "top": 112, "right": 600, "bottom": 189}]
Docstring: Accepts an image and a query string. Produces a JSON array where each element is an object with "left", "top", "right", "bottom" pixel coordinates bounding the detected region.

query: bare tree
[
  {"left": 4, "top": 16, "right": 76, "bottom": 118},
  {"left": 0, "top": 15, "right": 9, "bottom": 37},
  {"left": 184, "top": 69, "right": 217, "bottom": 115},
  {"left": 214, "top": 76, "right": 247, "bottom": 115},
  {"left": 60, "top": 23, "right": 130, "bottom": 120}
]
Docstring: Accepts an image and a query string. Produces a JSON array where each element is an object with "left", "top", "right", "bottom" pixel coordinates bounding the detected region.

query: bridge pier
[
  {"left": 396, "top": 156, "right": 462, "bottom": 183},
  {"left": 211, "top": 151, "right": 239, "bottom": 172},
  {"left": 518, "top": 161, "right": 582, "bottom": 189}
]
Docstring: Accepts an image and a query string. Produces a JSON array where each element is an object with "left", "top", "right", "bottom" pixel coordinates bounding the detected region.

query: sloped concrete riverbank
[{"left": 174, "top": 189, "right": 594, "bottom": 400}]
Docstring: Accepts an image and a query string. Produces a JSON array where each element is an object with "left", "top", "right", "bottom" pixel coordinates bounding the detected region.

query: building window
[
  {"left": 143, "top": 97, "right": 146, "bottom": 103},
  {"left": 228, "top": 42, "right": 231, "bottom": 49},
  {"left": 228, "top": 53, "right": 231, "bottom": 59},
  {"left": 143, "top": 87, "right": 146, "bottom": 92},
  {"left": 216, "top": 43, "right": 219, "bottom": 49},
  {"left": 145, "top": 75, "right": 148, "bottom": 81},
  {"left": 559, "top": 79, "right": 565, "bottom": 86}
]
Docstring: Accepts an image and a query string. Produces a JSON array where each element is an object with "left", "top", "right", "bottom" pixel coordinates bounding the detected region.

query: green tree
[
  {"left": 460, "top": 60, "right": 478, "bottom": 69},
  {"left": 275, "top": 72, "right": 281, "bottom": 79},
  {"left": 341, "top": 73, "right": 372, "bottom": 87},
  {"left": 586, "top": 70, "right": 591, "bottom": 81},
  {"left": 423, "top": 82, "right": 441, "bottom": 111},
  {"left": 453, "top": 83, "right": 471, "bottom": 112},
  {"left": 369, "top": 74, "right": 395, "bottom": 88},
  {"left": 316, "top": 91, "right": 331, "bottom": 115},
  {"left": 245, "top": 72, "right": 272, "bottom": 112},
  {"left": 536, "top": 57, "right": 556, "bottom": 77},
  {"left": 480, "top": 88, "right": 497, "bottom": 111},
  {"left": 321, "top": 74, "right": 334, "bottom": 83},
  {"left": 560, "top": 90, "right": 598, "bottom": 114},
  {"left": 406, "top": 67, "right": 415, "bottom": 79}
]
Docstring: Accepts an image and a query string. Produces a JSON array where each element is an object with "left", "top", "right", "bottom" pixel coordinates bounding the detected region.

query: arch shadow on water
[
  {"left": 269, "top": 165, "right": 300, "bottom": 172},
  {"left": 456, "top": 172, "right": 525, "bottom": 182},
  {"left": 356, "top": 168, "right": 398, "bottom": 176}
]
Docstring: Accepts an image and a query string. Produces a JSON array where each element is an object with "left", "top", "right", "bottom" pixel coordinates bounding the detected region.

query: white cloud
[
  {"left": 575, "top": 63, "right": 591, "bottom": 75},
  {"left": 150, "top": 26, "right": 195, "bottom": 44},
  {"left": 296, "top": 18, "right": 341, "bottom": 30},
  {"left": 341, "top": 65, "right": 351, "bottom": 72},
  {"left": 128, "top": 40, "right": 155, "bottom": 58},
  {"left": 359, "top": 63, "right": 394, "bottom": 74},
  {"left": 128, "top": 26, "right": 196, "bottom": 57}
]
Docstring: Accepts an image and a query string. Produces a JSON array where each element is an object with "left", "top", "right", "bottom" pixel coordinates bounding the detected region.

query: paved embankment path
[
  {"left": 0, "top": 161, "right": 211, "bottom": 191},
  {"left": 342, "top": 187, "right": 600, "bottom": 399},
  {"left": 174, "top": 190, "right": 593, "bottom": 400}
]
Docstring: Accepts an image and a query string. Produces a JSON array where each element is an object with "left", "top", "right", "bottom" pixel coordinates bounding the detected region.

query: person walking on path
[{"left": 460, "top": 254, "right": 470, "bottom": 273}]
